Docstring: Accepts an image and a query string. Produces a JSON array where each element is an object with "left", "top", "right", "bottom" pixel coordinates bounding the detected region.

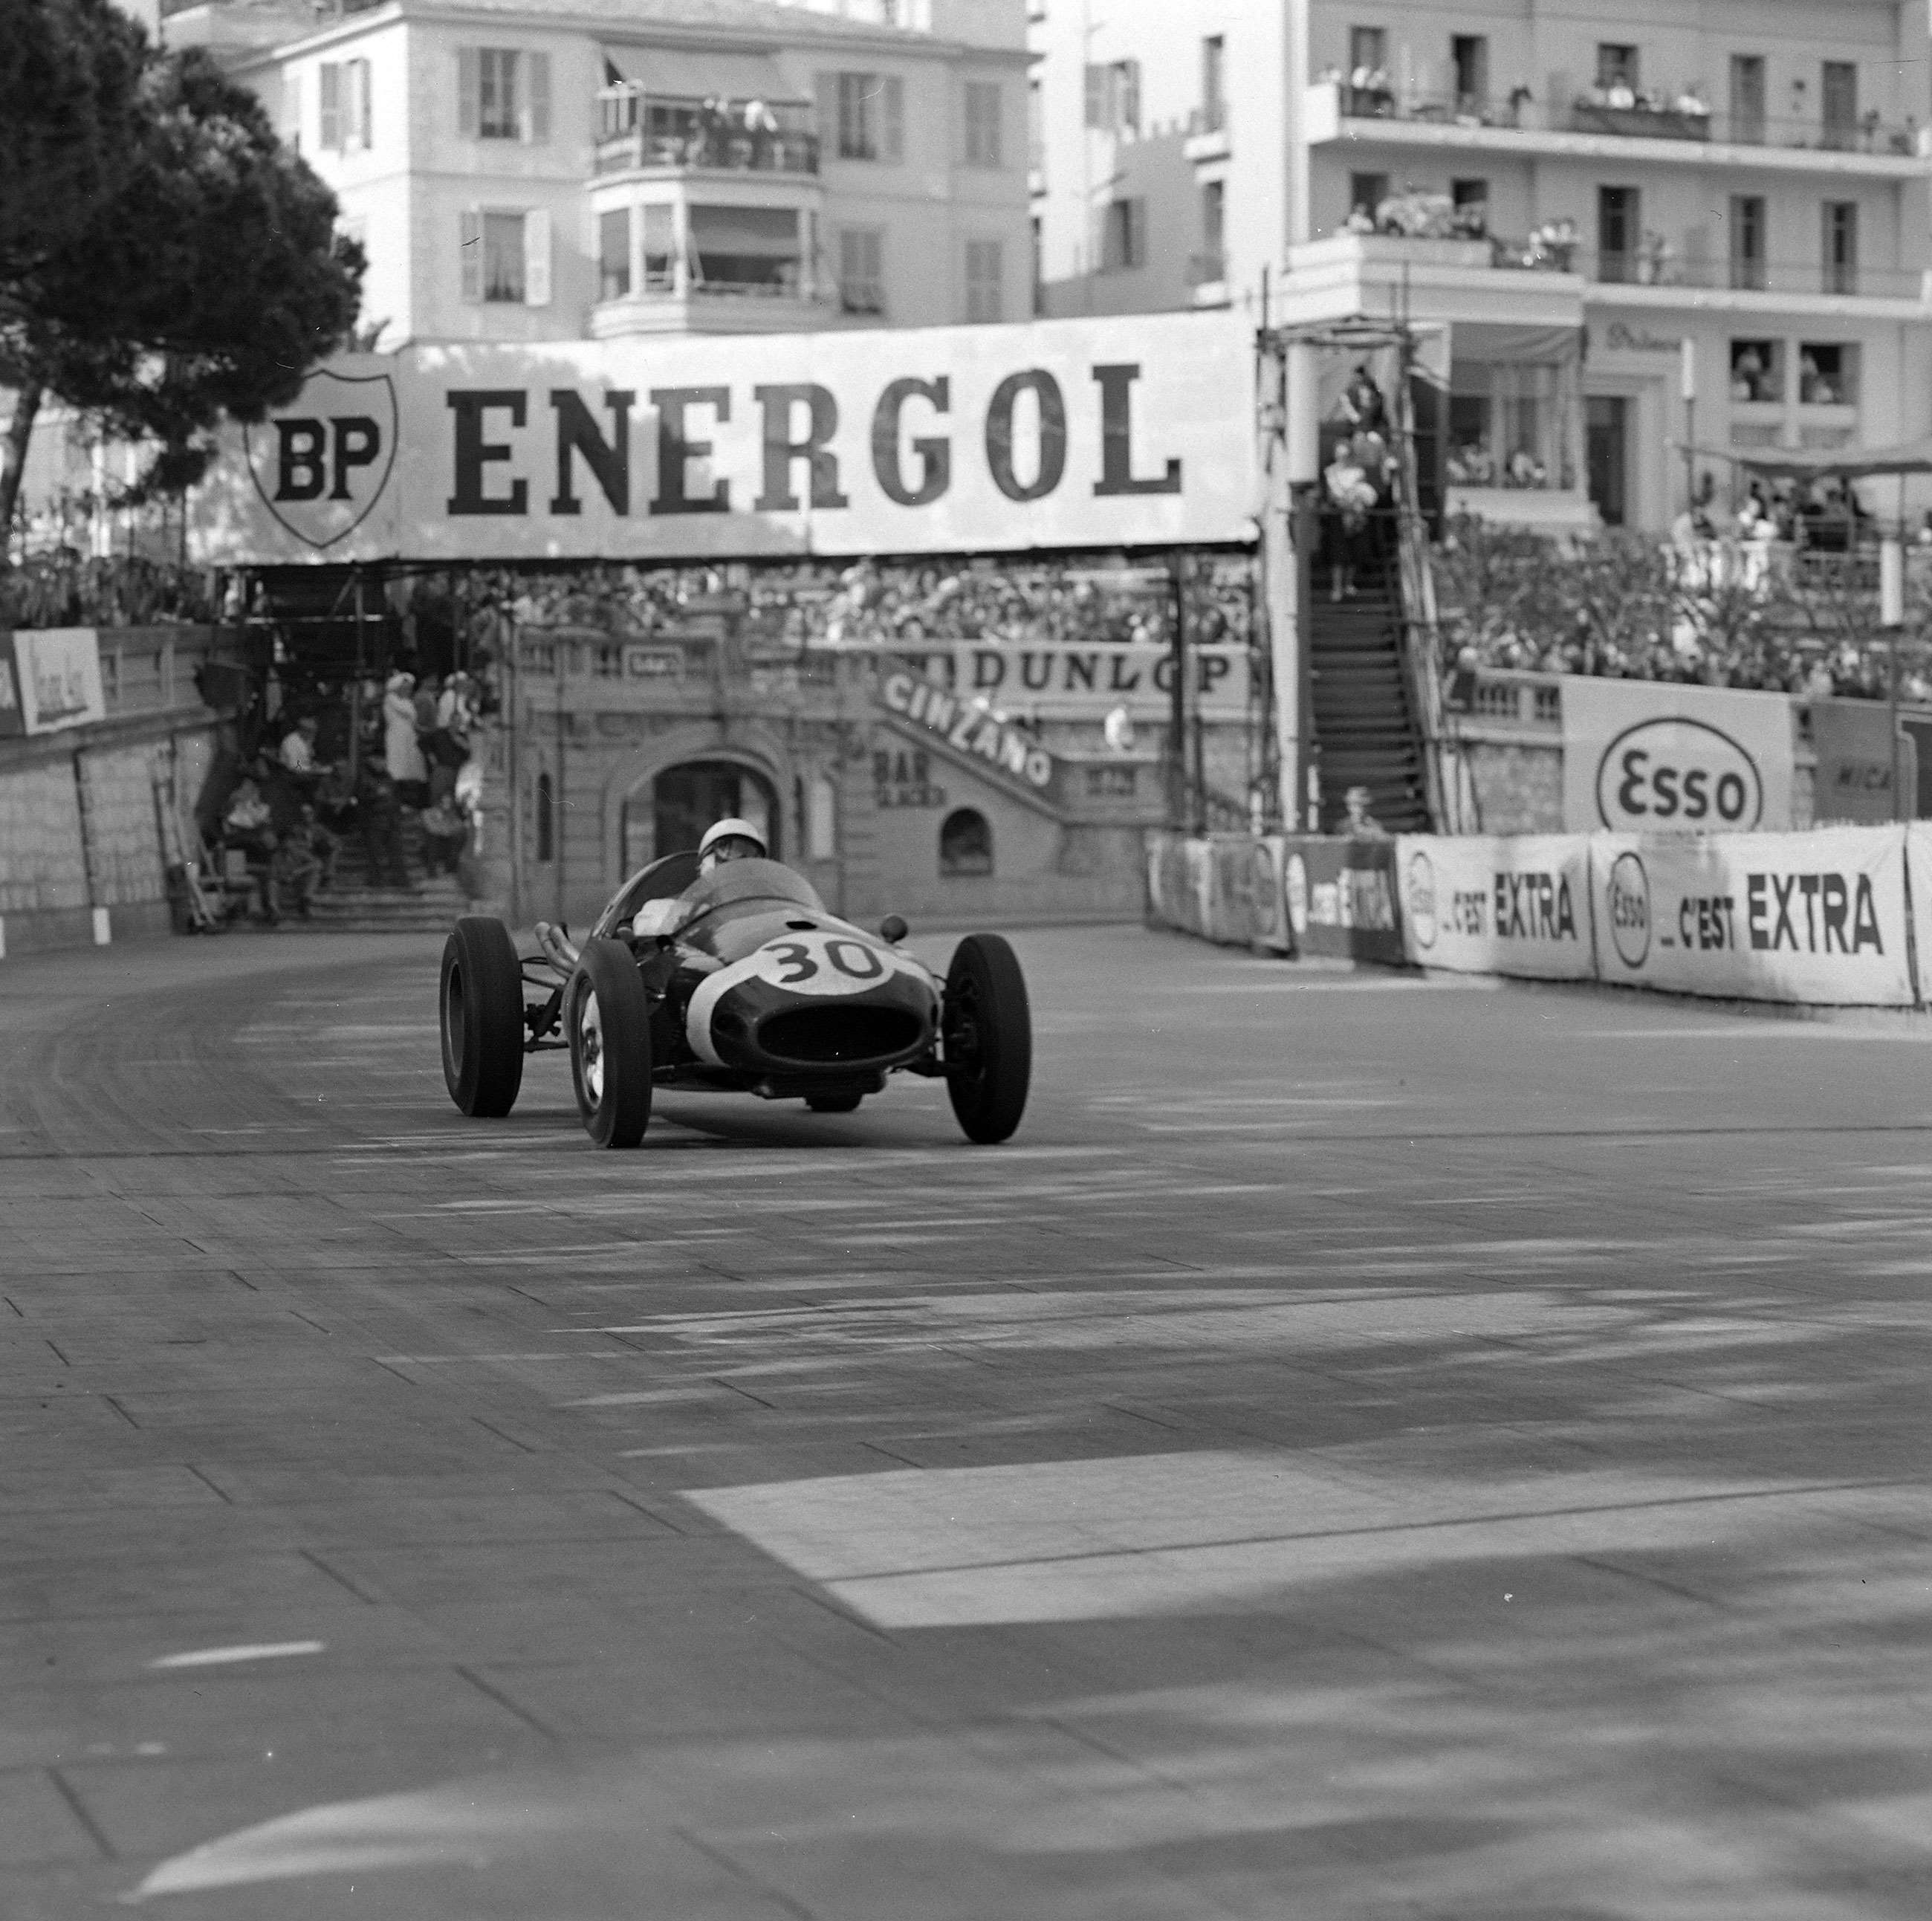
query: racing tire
[
  {"left": 943, "top": 934, "right": 1031, "bottom": 1145},
  {"left": 440, "top": 916, "right": 525, "bottom": 1118},
  {"left": 806, "top": 1091, "right": 864, "bottom": 1113},
  {"left": 568, "top": 939, "right": 652, "bottom": 1150}
]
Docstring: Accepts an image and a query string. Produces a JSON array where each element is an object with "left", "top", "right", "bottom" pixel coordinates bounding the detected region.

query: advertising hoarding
[
  {"left": 189, "top": 313, "right": 1260, "bottom": 566},
  {"left": 1560, "top": 678, "right": 1796, "bottom": 834},
  {"left": 1397, "top": 833, "right": 1595, "bottom": 979}
]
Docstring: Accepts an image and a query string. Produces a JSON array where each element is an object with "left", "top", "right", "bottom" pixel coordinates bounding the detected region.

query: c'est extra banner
[
  {"left": 1396, "top": 833, "right": 1595, "bottom": 979},
  {"left": 189, "top": 311, "right": 1258, "bottom": 566},
  {"left": 1281, "top": 837, "right": 1403, "bottom": 963},
  {"left": 1589, "top": 826, "right": 1916, "bottom": 1005}
]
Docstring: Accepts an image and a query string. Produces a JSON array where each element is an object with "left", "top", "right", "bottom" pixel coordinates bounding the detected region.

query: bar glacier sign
[{"left": 193, "top": 313, "right": 1257, "bottom": 566}]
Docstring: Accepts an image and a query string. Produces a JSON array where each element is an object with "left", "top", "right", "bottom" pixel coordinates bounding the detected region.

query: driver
[{"left": 697, "top": 817, "right": 768, "bottom": 872}]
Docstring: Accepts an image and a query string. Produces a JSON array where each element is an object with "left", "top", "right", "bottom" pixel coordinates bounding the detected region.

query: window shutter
[
  {"left": 458, "top": 48, "right": 479, "bottom": 137},
  {"left": 984, "top": 83, "right": 1002, "bottom": 166},
  {"left": 1083, "top": 63, "right": 1105, "bottom": 128},
  {"left": 282, "top": 70, "right": 301, "bottom": 149},
  {"left": 320, "top": 63, "right": 343, "bottom": 151},
  {"left": 1129, "top": 198, "right": 1147, "bottom": 267},
  {"left": 523, "top": 207, "right": 551, "bottom": 305},
  {"left": 460, "top": 209, "right": 482, "bottom": 302},
  {"left": 354, "top": 59, "right": 372, "bottom": 149},
  {"left": 815, "top": 72, "right": 837, "bottom": 158},
  {"left": 525, "top": 51, "right": 550, "bottom": 143},
  {"left": 1121, "top": 60, "right": 1141, "bottom": 133},
  {"left": 883, "top": 75, "right": 904, "bottom": 161}
]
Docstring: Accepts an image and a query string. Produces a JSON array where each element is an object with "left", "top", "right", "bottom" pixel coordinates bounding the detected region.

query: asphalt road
[{"left": 4, "top": 923, "right": 1932, "bottom": 1921}]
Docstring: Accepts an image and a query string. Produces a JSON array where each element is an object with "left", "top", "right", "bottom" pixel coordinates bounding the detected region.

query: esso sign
[{"left": 1595, "top": 719, "right": 1764, "bottom": 831}]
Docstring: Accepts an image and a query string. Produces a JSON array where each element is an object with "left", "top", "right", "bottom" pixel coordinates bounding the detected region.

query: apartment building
[
  {"left": 1030, "top": 0, "right": 1932, "bottom": 531},
  {"left": 175, "top": 0, "right": 1031, "bottom": 347}
]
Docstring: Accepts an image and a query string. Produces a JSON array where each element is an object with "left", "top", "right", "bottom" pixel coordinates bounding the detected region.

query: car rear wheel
[
  {"left": 805, "top": 1090, "right": 864, "bottom": 1113},
  {"left": 943, "top": 934, "right": 1031, "bottom": 1144},
  {"left": 441, "top": 916, "right": 525, "bottom": 1117},
  {"left": 568, "top": 939, "right": 652, "bottom": 1149}
]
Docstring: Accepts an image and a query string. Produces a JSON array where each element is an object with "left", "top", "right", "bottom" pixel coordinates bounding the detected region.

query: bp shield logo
[
  {"left": 1404, "top": 849, "right": 1438, "bottom": 950},
  {"left": 246, "top": 369, "right": 398, "bottom": 550},
  {"left": 1605, "top": 850, "right": 1651, "bottom": 968}
]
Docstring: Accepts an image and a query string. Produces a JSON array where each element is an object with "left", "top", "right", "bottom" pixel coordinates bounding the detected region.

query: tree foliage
[{"left": 2, "top": 1, "right": 364, "bottom": 542}]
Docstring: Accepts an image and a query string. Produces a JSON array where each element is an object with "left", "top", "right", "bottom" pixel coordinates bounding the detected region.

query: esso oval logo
[
  {"left": 1404, "top": 850, "right": 1439, "bottom": 950},
  {"left": 1605, "top": 851, "right": 1651, "bottom": 968},
  {"left": 1595, "top": 719, "right": 1763, "bottom": 830}
]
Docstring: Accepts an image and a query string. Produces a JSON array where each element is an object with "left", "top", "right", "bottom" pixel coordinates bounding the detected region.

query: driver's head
[{"left": 698, "top": 817, "right": 768, "bottom": 872}]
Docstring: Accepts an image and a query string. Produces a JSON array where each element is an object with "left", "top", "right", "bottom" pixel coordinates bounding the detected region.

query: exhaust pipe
[{"left": 533, "top": 920, "right": 580, "bottom": 974}]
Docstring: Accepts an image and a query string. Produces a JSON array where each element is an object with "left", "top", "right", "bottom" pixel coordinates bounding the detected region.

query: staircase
[
  {"left": 303, "top": 814, "right": 470, "bottom": 933},
  {"left": 1309, "top": 552, "right": 1432, "bottom": 835}
]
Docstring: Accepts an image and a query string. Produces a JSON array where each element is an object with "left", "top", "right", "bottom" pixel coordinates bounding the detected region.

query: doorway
[
  {"left": 1586, "top": 395, "right": 1630, "bottom": 527},
  {"left": 623, "top": 760, "right": 777, "bottom": 875}
]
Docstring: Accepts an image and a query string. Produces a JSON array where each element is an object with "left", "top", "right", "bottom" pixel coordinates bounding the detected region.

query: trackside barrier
[{"left": 1150, "top": 825, "right": 1932, "bottom": 1006}]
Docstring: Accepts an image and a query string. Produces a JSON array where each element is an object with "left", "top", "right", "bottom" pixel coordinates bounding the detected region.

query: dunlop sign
[{"left": 190, "top": 313, "right": 1258, "bottom": 566}]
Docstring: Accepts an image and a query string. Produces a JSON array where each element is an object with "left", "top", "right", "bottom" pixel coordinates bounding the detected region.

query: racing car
[{"left": 436, "top": 846, "right": 1031, "bottom": 1148}]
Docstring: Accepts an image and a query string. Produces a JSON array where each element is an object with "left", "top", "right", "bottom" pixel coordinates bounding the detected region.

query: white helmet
[{"left": 698, "top": 817, "right": 768, "bottom": 870}]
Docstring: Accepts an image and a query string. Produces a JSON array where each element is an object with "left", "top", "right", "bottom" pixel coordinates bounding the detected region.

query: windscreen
[{"left": 680, "top": 858, "right": 824, "bottom": 919}]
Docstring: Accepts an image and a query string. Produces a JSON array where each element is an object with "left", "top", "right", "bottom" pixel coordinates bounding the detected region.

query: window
[
  {"left": 1596, "top": 44, "right": 1638, "bottom": 92},
  {"left": 1799, "top": 343, "right": 1855, "bottom": 406},
  {"left": 839, "top": 226, "right": 885, "bottom": 314},
  {"left": 1083, "top": 59, "right": 1141, "bottom": 133},
  {"left": 826, "top": 71, "right": 904, "bottom": 161},
  {"left": 940, "top": 809, "right": 993, "bottom": 877},
  {"left": 1729, "top": 54, "right": 1765, "bottom": 144},
  {"left": 1823, "top": 201, "right": 1857, "bottom": 295},
  {"left": 460, "top": 208, "right": 551, "bottom": 305},
  {"left": 1729, "top": 338, "right": 1780, "bottom": 404},
  {"left": 963, "top": 80, "right": 1002, "bottom": 166},
  {"left": 1349, "top": 27, "right": 1387, "bottom": 77},
  {"left": 965, "top": 238, "right": 1002, "bottom": 321},
  {"left": 1597, "top": 185, "right": 1638, "bottom": 282},
  {"left": 458, "top": 48, "right": 550, "bottom": 143},
  {"left": 1729, "top": 195, "right": 1766, "bottom": 290},
  {"left": 1451, "top": 177, "right": 1488, "bottom": 236},
  {"left": 319, "top": 59, "right": 372, "bottom": 152},
  {"left": 1200, "top": 178, "right": 1225, "bottom": 264},
  {"left": 1031, "top": 214, "right": 1043, "bottom": 314},
  {"left": 1450, "top": 36, "right": 1488, "bottom": 111},
  {"left": 1201, "top": 35, "right": 1225, "bottom": 129},
  {"left": 641, "top": 204, "right": 675, "bottom": 291},
  {"left": 1349, "top": 171, "right": 1389, "bottom": 224},
  {"left": 534, "top": 771, "right": 554, "bottom": 864},
  {"left": 1028, "top": 76, "right": 1043, "bottom": 172},
  {"left": 1821, "top": 62, "right": 1856, "bottom": 150},
  {"left": 690, "top": 205, "right": 800, "bottom": 293},
  {"left": 1100, "top": 197, "right": 1146, "bottom": 271},
  {"left": 598, "top": 207, "right": 630, "bottom": 301}
]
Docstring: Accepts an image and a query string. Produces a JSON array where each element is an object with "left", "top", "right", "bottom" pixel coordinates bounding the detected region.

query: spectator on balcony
[
  {"left": 1341, "top": 363, "right": 1387, "bottom": 433},
  {"left": 1341, "top": 786, "right": 1390, "bottom": 838},
  {"left": 278, "top": 714, "right": 322, "bottom": 778},
  {"left": 1345, "top": 201, "right": 1375, "bottom": 234},
  {"left": 1323, "top": 442, "right": 1378, "bottom": 600}
]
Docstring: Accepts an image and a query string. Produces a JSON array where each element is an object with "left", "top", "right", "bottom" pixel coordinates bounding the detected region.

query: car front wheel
[
  {"left": 440, "top": 916, "right": 525, "bottom": 1117},
  {"left": 568, "top": 939, "right": 653, "bottom": 1149},
  {"left": 942, "top": 934, "right": 1031, "bottom": 1144}
]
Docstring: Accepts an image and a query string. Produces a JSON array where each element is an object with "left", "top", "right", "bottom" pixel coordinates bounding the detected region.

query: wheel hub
[{"left": 578, "top": 989, "right": 605, "bottom": 1101}]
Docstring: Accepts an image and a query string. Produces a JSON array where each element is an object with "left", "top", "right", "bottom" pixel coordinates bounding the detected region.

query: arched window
[
  {"left": 535, "top": 771, "right": 554, "bottom": 864},
  {"left": 939, "top": 808, "right": 993, "bottom": 877}
]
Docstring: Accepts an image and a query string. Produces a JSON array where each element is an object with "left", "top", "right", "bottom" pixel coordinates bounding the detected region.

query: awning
[
  {"left": 602, "top": 45, "right": 803, "bottom": 106},
  {"left": 1681, "top": 437, "right": 1932, "bottom": 480}
]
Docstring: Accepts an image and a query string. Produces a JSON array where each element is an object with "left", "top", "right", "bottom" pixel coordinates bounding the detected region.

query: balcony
[
  {"left": 594, "top": 89, "right": 818, "bottom": 178},
  {"left": 1276, "top": 230, "right": 1583, "bottom": 332},
  {"left": 1184, "top": 102, "right": 1228, "bottom": 166},
  {"left": 1574, "top": 244, "right": 1930, "bottom": 314},
  {"left": 1306, "top": 79, "right": 1931, "bottom": 178}
]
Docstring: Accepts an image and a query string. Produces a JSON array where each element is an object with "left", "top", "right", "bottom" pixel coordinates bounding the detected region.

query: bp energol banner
[
  {"left": 1561, "top": 678, "right": 1796, "bottom": 834},
  {"left": 189, "top": 312, "right": 1258, "bottom": 566},
  {"left": 1396, "top": 833, "right": 1595, "bottom": 979},
  {"left": 1590, "top": 826, "right": 1916, "bottom": 1005}
]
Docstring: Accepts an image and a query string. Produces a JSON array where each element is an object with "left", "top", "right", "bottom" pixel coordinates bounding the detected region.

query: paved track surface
[{"left": 4, "top": 924, "right": 1932, "bottom": 1920}]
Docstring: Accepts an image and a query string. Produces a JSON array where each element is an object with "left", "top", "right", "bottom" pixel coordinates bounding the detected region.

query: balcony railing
[
  {"left": 1326, "top": 80, "right": 1925, "bottom": 156},
  {"left": 594, "top": 90, "right": 819, "bottom": 176},
  {"left": 1576, "top": 247, "right": 1922, "bottom": 301}
]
